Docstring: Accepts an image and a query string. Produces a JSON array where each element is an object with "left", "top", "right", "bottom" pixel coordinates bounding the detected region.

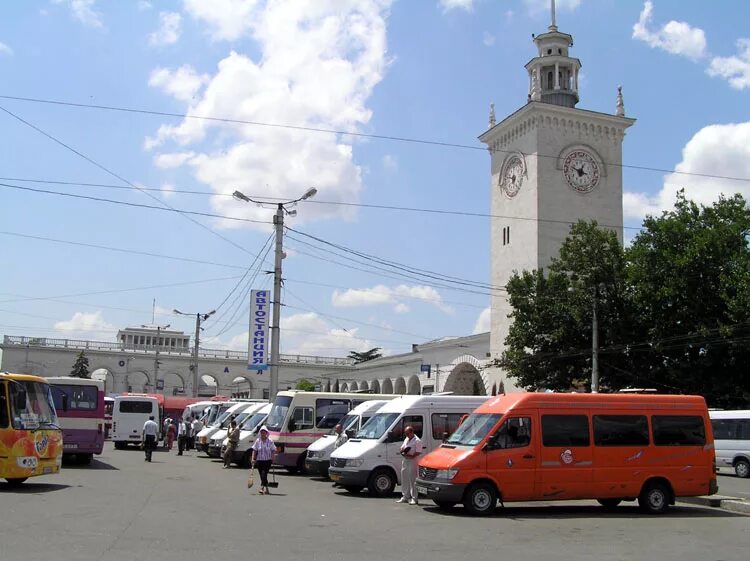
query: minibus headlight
[
  {"left": 345, "top": 458, "right": 364, "bottom": 467},
  {"left": 435, "top": 469, "right": 459, "bottom": 481},
  {"left": 307, "top": 451, "right": 316, "bottom": 459}
]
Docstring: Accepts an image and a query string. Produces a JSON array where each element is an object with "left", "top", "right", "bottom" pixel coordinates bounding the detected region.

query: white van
[
  {"left": 228, "top": 403, "right": 273, "bottom": 467},
  {"left": 111, "top": 395, "right": 160, "bottom": 449},
  {"left": 181, "top": 400, "right": 215, "bottom": 421},
  {"left": 207, "top": 402, "right": 265, "bottom": 457},
  {"left": 305, "top": 400, "right": 390, "bottom": 476},
  {"left": 328, "top": 395, "right": 487, "bottom": 496},
  {"left": 266, "top": 390, "right": 398, "bottom": 473},
  {"left": 710, "top": 410, "right": 750, "bottom": 478},
  {"left": 196, "top": 402, "right": 249, "bottom": 453}
]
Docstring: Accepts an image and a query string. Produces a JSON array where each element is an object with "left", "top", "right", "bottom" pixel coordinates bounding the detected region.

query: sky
[{"left": 1, "top": 0, "right": 749, "bottom": 362}]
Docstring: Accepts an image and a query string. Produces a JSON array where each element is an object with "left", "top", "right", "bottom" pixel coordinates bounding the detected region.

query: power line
[{"left": 3, "top": 94, "right": 750, "bottom": 185}]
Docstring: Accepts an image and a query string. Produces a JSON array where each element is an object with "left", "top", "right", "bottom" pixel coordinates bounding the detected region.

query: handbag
[
  {"left": 267, "top": 467, "right": 279, "bottom": 489},
  {"left": 247, "top": 472, "right": 254, "bottom": 489}
]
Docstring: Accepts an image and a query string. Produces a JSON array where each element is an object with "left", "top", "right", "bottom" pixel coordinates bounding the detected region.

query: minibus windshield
[
  {"left": 241, "top": 411, "right": 267, "bottom": 431},
  {"left": 356, "top": 413, "right": 399, "bottom": 440},
  {"left": 446, "top": 413, "right": 502, "bottom": 446},
  {"left": 266, "top": 395, "right": 293, "bottom": 431},
  {"left": 9, "top": 381, "right": 59, "bottom": 430}
]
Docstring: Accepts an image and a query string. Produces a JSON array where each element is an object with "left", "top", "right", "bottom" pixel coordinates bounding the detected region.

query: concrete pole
[
  {"left": 591, "top": 290, "right": 599, "bottom": 393},
  {"left": 193, "top": 314, "right": 200, "bottom": 397},
  {"left": 154, "top": 326, "right": 161, "bottom": 392},
  {"left": 269, "top": 203, "right": 284, "bottom": 401}
]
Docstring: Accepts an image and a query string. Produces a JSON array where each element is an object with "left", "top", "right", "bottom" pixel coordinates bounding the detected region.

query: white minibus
[
  {"left": 181, "top": 400, "right": 215, "bottom": 422},
  {"left": 305, "top": 400, "right": 391, "bottom": 477},
  {"left": 328, "top": 395, "right": 487, "bottom": 496},
  {"left": 229, "top": 403, "right": 273, "bottom": 467},
  {"left": 710, "top": 410, "right": 750, "bottom": 478},
  {"left": 207, "top": 402, "right": 265, "bottom": 458},
  {"left": 195, "top": 401, "right": 256, "bottom": 453},
  {"left": 267, "top": 391, "right": 398, "bottom": 473},
  {"left": 111, "top": 395, "right": 160, "bottom": 449}
]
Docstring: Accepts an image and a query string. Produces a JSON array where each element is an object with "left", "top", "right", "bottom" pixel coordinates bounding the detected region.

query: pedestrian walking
[
  {"left": 162, "top": 417, "right": 171, "bottom": 449},
  {"left": 396, "top": 426, "right": 423, "bottom": 505},
  {"left": 184, "top": 417, "right": 193, "bottom": 450},
  {"left": 142, "top": 415, "right": 159, "bottom": 462},
  {"left": 331, "top": 424, "right": 348, "bottom": 487},
  {"left": 251, "top": 426, "right": 277, "bottom": 495},
  {"left": 223, "top": 420, "right": 240, "bottom": 468},
  {"left": 177, "top": 418, "right": 189, "bottom": 455},
  {"left": 191, "top": 415, "right": 203, "bottom": 450},
  {"left": 166, "top": 419, "right": 176, "bottom": 451}
]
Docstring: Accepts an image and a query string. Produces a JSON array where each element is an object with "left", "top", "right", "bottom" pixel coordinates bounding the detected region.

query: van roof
[
  {"left": 709, "top": 410, "right": 750, "bottom": 419},
  {"left": 476, "top": 392, "right": 707, "bottom": 413},
  {"left": 114, "top": 395, "right": 159, "bottom": 403},
  {"left": 348, "top": 400, "right": 389, "bottom": 415},
  {"left": 376, "top": 395, "right": 488, "bottom": 413}
]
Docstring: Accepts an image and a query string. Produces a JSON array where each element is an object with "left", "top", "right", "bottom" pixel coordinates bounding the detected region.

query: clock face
[
  {"left": 563, "top": 150, "right": 600, "bottom": 193},
  {"left": 501, "top": 156, "right": 525, "bottom": 198}
]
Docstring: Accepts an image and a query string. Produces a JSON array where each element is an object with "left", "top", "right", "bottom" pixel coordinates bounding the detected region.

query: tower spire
[{"left": 550, "top": 0, "right": 557, "bottom": 30}]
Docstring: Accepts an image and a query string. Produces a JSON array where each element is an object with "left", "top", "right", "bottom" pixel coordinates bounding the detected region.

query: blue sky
[{"left": 1, "top": 0, "right": 749, "bottom": 361}]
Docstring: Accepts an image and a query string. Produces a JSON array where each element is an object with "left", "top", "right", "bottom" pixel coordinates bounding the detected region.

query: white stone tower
[{"left": 478, "top": 0, "right": 635, "bottom": 392}]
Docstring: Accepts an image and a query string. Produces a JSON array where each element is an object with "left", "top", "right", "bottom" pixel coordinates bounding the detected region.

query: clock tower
[{"left": 478, "top": 0, "right": 635, "bottom": 392}]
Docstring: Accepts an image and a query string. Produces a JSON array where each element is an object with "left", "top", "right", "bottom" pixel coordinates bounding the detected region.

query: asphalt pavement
[{"left": 1, "top": 443, "right": 748, "bottom": 561}]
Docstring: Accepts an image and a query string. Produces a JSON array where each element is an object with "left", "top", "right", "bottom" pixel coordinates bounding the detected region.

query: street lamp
[
  {"left": 173, "top": 309, "right": 215, "bottom": 397},
  {"left": 232, "top": 187, "right": 318, "bottom": 400},
  {"left": 142, "top": 323, "right": 170, "bottom": 394}
]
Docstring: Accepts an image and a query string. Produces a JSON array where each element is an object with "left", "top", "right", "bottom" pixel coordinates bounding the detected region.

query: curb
[{"left": 679, "top": 495, "right": 750, "bottom": 514}]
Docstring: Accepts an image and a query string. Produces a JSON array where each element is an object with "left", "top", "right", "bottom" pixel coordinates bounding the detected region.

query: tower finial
[
  {"left": 488, "top": 102, "right": 496, "bottom": 128},
  {"left": 550, "top": 0, "right": 557, "bottom": 30},
  {"left": 615, "top": 85, "right": 625, "bottom": 117}
]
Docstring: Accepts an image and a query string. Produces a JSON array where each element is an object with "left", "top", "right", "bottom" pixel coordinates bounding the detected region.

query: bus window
[
  {"left": 0, "top": 383, "right": 8, "bottom": 428},
  {"left": 541, "top": 415, "right": 590, "bottom": 447},
  {"left": 652, "top": 415, "right": 706, "bottom": 446}
]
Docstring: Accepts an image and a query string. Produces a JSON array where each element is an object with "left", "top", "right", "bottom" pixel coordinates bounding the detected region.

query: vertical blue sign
[{"left": 248, "top": 290, "right": 270, "bottom": 372}]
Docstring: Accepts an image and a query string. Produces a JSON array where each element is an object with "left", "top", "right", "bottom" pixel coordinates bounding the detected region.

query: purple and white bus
[{"left": 47, "top": 377, "right": 105, "bottom": 464}]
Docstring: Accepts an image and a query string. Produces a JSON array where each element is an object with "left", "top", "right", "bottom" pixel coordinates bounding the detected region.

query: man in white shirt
[
  {"left": 396, "top": 426, "right": 423, "bottom": 505},
  {"left": 331, "top": 424, "right": 348, "bottom": 488},
  {"left": 142, "top": 416, "right": 159, "bottom": 462}
]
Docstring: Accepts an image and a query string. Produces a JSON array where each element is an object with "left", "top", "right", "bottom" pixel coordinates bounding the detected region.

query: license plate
[
  {"left": 64, "top": 443, "right": 78, "bottom": 450},
  {"left": 330, "top": 474, "right": 340, "bottom": 482},
  {"left": 43, "top": 466, "right": 54, "bottom": 475},
  {"left": 416, "top": 485, "right": 428, "bottom": 495}
]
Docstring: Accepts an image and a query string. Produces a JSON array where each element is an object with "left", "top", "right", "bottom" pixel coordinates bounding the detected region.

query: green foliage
[
  {"left": 500, "top": 194, "right": 750, "bottom": 408},
  {"left": 347, "top": 347, "right": 383, "bottom": 364},
  {"left": 70, "top": 350, "right": 91, "bottom": 379},
  {"left": 295, "top": 378, "right": 316, "bottom": 391}
]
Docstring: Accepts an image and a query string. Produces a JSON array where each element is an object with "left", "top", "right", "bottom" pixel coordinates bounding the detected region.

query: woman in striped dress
[{"left": 251, "top": 426, "right": 277, "bottom": 495}]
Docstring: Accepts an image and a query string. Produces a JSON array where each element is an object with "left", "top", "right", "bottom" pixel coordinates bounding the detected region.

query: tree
[
  {"left": 295, "top": 378, "right": 316, "bottom": 391},
  {"left": 70, "top": 350, "right": 91, "bottom": 379},
  {"left": 625, "top": 192, "right": 750, "bottom": 407},
  {"left": 347, "top": 347, "right": 383, "bottom": 364},
  {"left": 500, "top": 221, "right": 632, "bottom": 392}
]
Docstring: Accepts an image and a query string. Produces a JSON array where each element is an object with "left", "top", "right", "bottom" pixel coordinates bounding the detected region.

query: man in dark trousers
[
  {"left": 177, "top": 418, "right": 189, "bottom": 456},
  {"left": 142, "top": 415, "right": 159, "bottom": 462}
]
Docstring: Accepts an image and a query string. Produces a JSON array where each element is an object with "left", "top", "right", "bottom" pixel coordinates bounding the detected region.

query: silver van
[{"left": 710, "top": 410, "right": 750, "bottom": 478}]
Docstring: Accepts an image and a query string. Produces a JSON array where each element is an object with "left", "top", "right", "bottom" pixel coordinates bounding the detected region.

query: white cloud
[
  {"left": 382, "top": 154, "right": 398, "bottom": 172},
  {"left": 54, "top": 0, "right": 104, "bottom": 29},
  {"left": 149, "top": 11, "right": 182, "bottom": 46},
  {"left": 147, "top": 1, "right": 391, "bottom": 229},
  {"left": 138, "top": 1, "right": 153, "bottom": 10},
  {"left": 0, "top": 42, "right": 12, "bottom": 56},
  {"left": 148, "top": 65, "right": 209, "bottom": 103},
  {"left": 708, "top": 38, "right": 750, "bottom": 90},
  {"left": 54, "top": 311, "right": 117, "bottom": 340},
  {"left": 394, "top": 303, "right": 410, "bottom": 314},
  {"left": 153, "top": 151, "right": 196, "bottom": 169},
  {"left": 438, "top": 0, "right": 473, "bottom": 13},
  {"left": 473, "top": 306, "right": 490, "bottom": 334},
  {"left": 632, "top": 1, "right": 706, "bottom": 61},
  {"left": 623, "top": 121, "right": 750, "bottom": 222},
  {"left": 482, "top": 32, "right": 495, "bottom": 47},
  {"left": 332, "top": 284, "right": 452, "bottom": 314},
  {"left": 282, "top": 312, "right": 375, "bottom": 355}
]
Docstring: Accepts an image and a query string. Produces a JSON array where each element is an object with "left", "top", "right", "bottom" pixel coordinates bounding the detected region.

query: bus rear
[
  {"left": 47, "top": 377, "right": 105, "bottom": 464},
  {"left": 0, "top": 373, "right": 63, "bottom": 486}
]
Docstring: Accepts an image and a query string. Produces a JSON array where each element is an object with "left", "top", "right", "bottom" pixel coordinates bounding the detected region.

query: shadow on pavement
[
  {"left": 0, "top": 482, "right": 70, "bottom": 494},
  {"left": 62, "top": 458, "right": 119, "bottom": 470},
  {"left": 421, "top": 503, "right": 748, "bottom": 519}
]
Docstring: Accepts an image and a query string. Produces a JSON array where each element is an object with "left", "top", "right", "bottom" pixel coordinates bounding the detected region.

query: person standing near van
[
  {"left": 331, "top": 424, "right": 348, "bottom": 488},
  {"left": 177, "top": 418, "right": 189, "bottom": 456},
  {"left": 224, "top": 420, "right": 240, "bottom": 468},
  {"left": 191, "top": 415, "right": 203, "bottom": 450},
  {"left": 142, "top": 415, "right": 159, "bottom": 462},
  {"left": 166, "top": 419, "right": 176, "bottom": 451},
  {"left": 396, "top": 426, "right": 423, "bottom": 505},
  {"left": 251, "top": 426, "right": 277, "bottom": 495}
]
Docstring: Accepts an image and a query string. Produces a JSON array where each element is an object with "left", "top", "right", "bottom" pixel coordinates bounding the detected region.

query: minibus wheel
[
  {"left": 734, "top": 458, "right": 750, "bottom": 478},
  {"left": 638, "top": 481, "right": 670, "bottom": 514},
  {"left": 343, "top": 485, "right": 363, "bottom": 494},
  {"left": 5, "top": 478, "right": 28, "bottom": 487},
  {"left": 597, "top": 499, "right": 622, "bottom": 509},
  {"left": 463, "top": 482, "right": 497, "bottom": 516},
  {"left": 368, "top": 468, "right": 396, "bottom": 497}
]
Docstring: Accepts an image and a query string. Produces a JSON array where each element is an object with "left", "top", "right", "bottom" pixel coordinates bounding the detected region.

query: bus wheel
[
  {"left": 597, "top": 499, "right": 622, "bottom": 509},
  {"left": 638, "top": 481, "right": 670, "bottom": 514},
  {"left": 367, "top": 468, "right": 396, "bottom": 497},
  {"left": 734, "top": 458, "right": 750, "bottom": 479},
  {"left": 77, "top": 454, "right": 93, "bottom": 465},
  {"left": 433, "top": 499, "right": 457, "bottom": 509},
  {"left": 463, "top": 482, "right": 497, "bottom": 516},
  {"left": 114, "top": 441, "right": 126, "bottom": 450},
  {"left": 5, "top": 478, "right": 28, "bottom": 487}
]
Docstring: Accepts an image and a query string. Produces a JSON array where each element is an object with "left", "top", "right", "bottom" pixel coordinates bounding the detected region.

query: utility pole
[
  {"left": 591, "top": 287, "right": 599, "bottom": 394},
  {"left": 269, "top": 203, "right": 284, "bottom": 401},
  {"left": 174, "top": 309, "right": 215, "bottom": 397},
  {"left": 435, "top": 363, "right": 440, "bottom": 393}
]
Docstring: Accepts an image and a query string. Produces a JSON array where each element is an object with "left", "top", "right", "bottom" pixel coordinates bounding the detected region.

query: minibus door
[{"left": 484, "top": 415, "right": 537, "bottom": 501}]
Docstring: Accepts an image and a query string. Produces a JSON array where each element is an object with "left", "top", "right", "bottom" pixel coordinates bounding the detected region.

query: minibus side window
[
  {"left": 315, "top": 399, "right": 350, "bottom": 426},
  {"left": 391, "top": 415, "right": 424, "bottom": 440},
  {"left": 593, "top": 415, "right": 649, "bottom": 446},
  {"left": 652, "top": 415, "right": 705, "bottom": 446},
  {"left": 541, "top": 415, "right": 590, "bottom": 447},
  {"left": 712, "top": 419, "right": 747, "bottom": 440},
  {"left": 290, "top": 407, "right": 314, "bottom": 431},
  {"left": 431, "top": 413, "right": 466, "bottom": 440},
  {"left": 0, "top": 383, "right": 8, "bottom": 428},
  {"left": 487, "top": 417, "right": 532, "bottom": 450}
]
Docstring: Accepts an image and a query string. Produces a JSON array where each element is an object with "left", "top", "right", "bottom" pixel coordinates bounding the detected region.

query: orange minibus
[{"left": 416, "top": 393, "right": 717, "bottom": 516}]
